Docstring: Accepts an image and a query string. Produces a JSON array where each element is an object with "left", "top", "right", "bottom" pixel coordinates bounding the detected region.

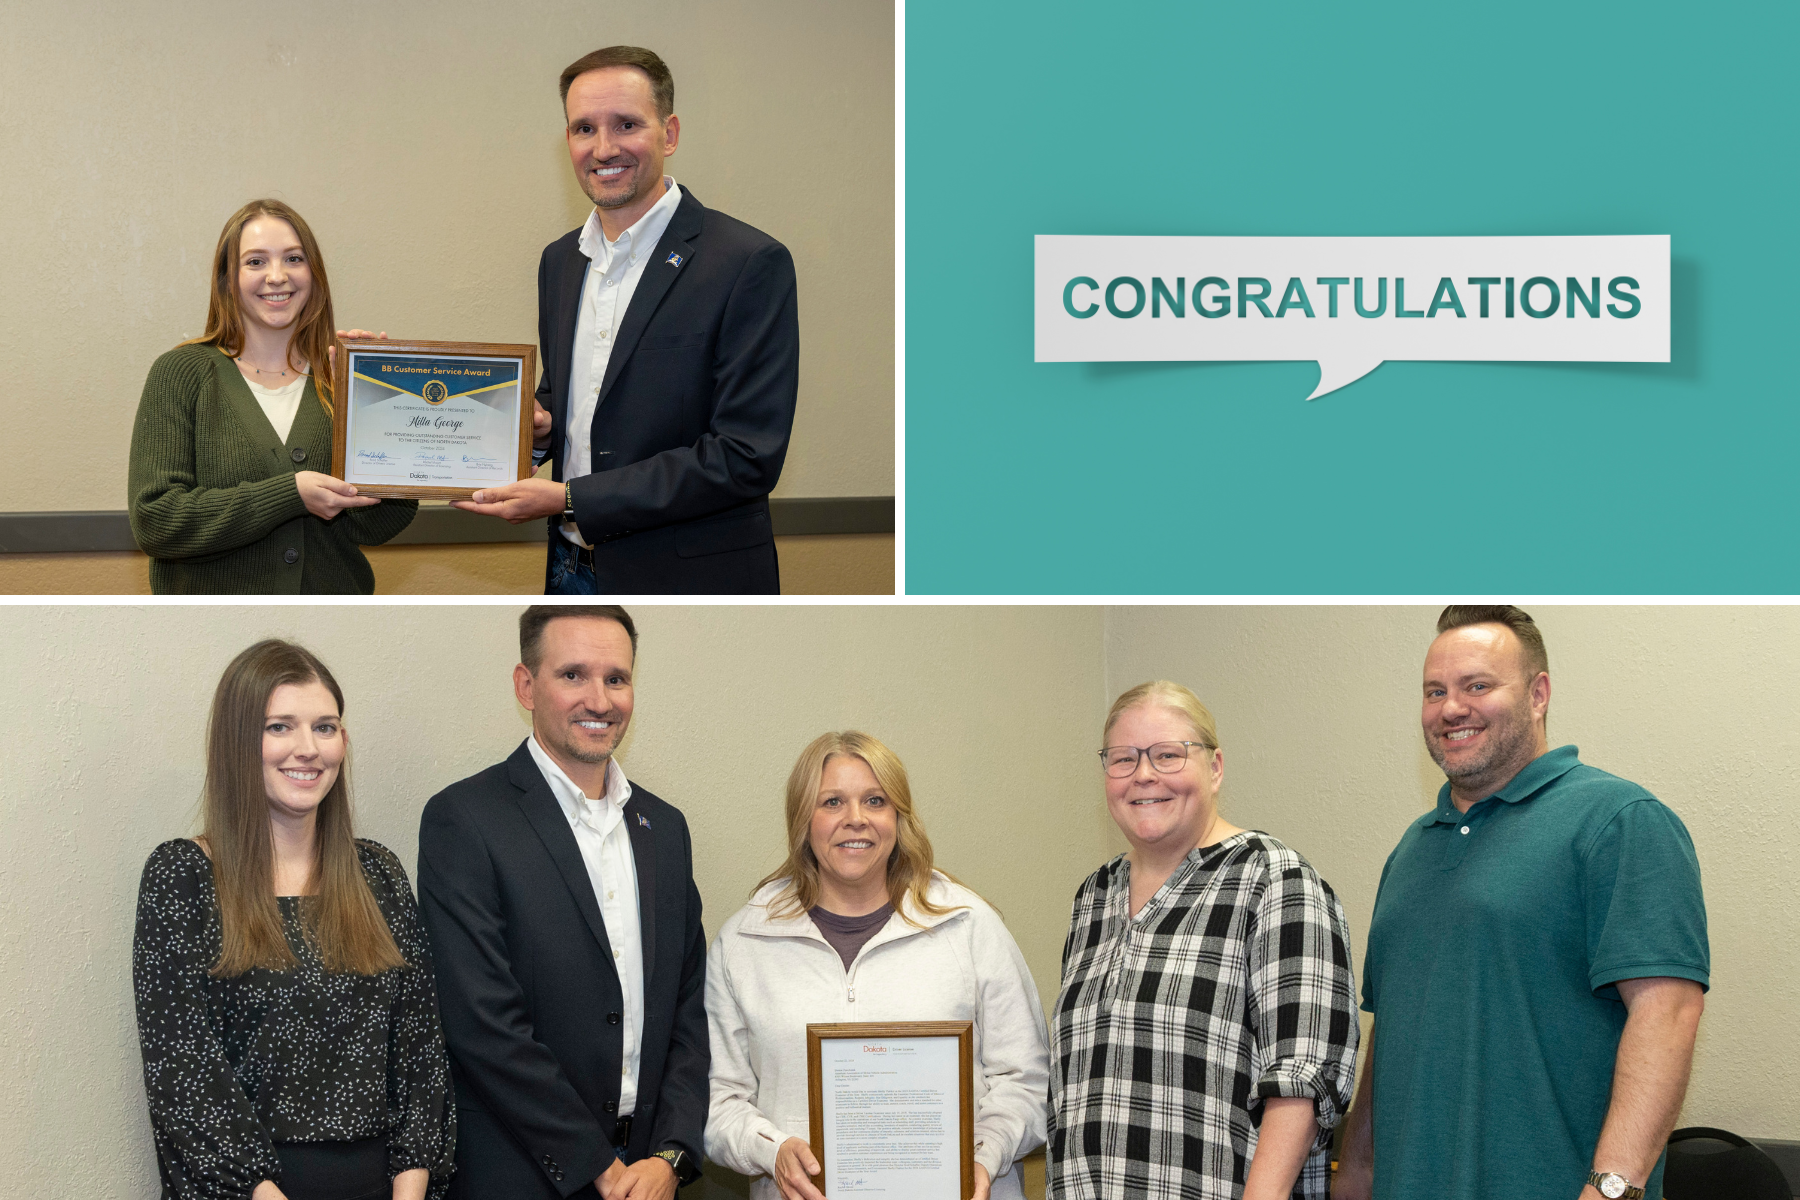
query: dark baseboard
[
  {"left": 0, "top": 511, "right": 141, "bottom": 553},
  {"left": 1752, "top": 1137, "right": 1800, "bottom": 1194},
  {"left": 0, "top": 497, "right": 894, "bottom": 553}
]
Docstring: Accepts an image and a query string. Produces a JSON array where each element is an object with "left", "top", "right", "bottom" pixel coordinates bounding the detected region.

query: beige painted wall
[
  {"left": 0, "top": 604, "right": 1106, "bottom": 1196},
  {"left": 1104, "top": 605, "right": 1800, "bottom": 1142},
  {"left": 0, "top": 0, "right": 892, "bottom": 513}
]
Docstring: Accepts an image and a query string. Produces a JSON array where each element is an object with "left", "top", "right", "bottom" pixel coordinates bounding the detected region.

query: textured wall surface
[
  {"left": 0, "top": 604, "right": 1104, "bottom": 1195},
  {"left": 1104, "top": 605, "right": 1800, "bottom": 1142},
  {"left": 0, "top": 0, "right": 892, "bottom": 510}
]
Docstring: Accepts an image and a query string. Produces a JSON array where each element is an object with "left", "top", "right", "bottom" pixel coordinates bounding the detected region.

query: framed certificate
[
  {"left": 807, "top": 1021, "right": 974, "bottom": 1200},
  {"left": 331, "top": 339, "right": 537, "bottom": 499}
]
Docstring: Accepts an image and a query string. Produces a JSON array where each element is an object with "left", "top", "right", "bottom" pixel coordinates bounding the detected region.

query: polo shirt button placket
[{"left": 1442, "top": 806, "right": 1481, "bottom": 868}]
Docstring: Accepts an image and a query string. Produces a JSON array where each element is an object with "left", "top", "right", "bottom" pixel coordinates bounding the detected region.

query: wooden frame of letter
[{"left": 806, "top": 1021, "right": 975, "bottom": 1199}]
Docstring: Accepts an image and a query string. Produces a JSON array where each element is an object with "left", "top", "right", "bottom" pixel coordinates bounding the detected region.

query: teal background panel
[{"left": 904, "top": 0, "right": 1797, "bottom": 594}]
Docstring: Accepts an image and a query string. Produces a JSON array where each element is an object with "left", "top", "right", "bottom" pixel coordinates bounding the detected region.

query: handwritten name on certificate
[{"left": 819, "top": 1037, "right": 962, "bottom": 1198}]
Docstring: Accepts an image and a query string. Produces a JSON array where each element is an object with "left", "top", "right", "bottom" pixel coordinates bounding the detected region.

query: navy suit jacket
[
  {"left": 539, "top": 185, "right": 799, "bottom": 594},
  {"left": 417, "top": 742, "right": 708, "bottom": 1198}
]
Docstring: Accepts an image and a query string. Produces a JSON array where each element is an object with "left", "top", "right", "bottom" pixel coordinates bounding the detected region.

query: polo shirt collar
[{"left": 1427, "top": 744, "right": 1582, "bottom": 824}]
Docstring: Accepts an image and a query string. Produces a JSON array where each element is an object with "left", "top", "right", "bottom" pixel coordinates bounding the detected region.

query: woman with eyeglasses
[{"left": 1046, "top": 681, "right": 1359, "bottom": 1200}]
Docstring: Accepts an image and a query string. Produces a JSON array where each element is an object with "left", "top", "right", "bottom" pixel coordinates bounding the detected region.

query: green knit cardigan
[{"left": 127, "top": 344, "right": 417, "bottom": 594}]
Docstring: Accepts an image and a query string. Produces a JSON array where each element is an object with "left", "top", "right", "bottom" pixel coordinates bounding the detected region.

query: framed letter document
[
  {"left": 807, "top": 1021, "right": 974, "bottom": 1199},
  {"left": 332, "top": 339, "right": 537, "bottom": 499}
]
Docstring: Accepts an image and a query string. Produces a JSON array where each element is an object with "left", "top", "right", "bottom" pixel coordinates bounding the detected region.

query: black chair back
[{"left": 1662, "top": 1126, "right": 1791, "bottom": 1200}]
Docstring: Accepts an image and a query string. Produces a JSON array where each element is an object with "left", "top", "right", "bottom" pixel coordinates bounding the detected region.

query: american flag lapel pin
[
  {"left": 665, "top": 252, "right": 683, "bottom": 268},
  {"left": 637, "top": 812, "right": 652, "bottom": 829}
]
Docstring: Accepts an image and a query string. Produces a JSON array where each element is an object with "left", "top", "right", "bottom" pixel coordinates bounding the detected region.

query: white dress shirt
[
  {"left": 526, "top": 735, "right": 645, "bottom": 1117},
  {"left": 561, "top": 175, "right": 685, "bottom": 547}
]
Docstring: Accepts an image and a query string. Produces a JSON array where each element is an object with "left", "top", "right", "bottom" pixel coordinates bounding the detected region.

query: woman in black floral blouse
[
  {"left": 1047, "top": 680, "right": 1359, "bottom": 1200},
  {"left": 133, "top": 639, "right": 453, "bottom": 1200}
]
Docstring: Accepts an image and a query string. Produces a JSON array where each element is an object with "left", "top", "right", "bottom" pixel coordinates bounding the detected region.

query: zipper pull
[{"left": 847, "top": 985, "right": 855, "bottom": 1003}]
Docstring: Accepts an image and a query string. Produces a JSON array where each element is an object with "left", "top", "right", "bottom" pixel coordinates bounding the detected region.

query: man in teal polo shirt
[{"left": 1333, "top": 606, "right": 1708, "bottom": 1200}]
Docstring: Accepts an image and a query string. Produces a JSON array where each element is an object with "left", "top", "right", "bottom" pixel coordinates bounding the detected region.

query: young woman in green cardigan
[{"left": 128, "top": 199, "right": 416, "bottom": 593}]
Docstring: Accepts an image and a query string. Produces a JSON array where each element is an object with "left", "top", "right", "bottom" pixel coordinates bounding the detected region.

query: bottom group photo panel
[{"left": 1, "top": 603, "right": 1793, "bottom": 1200}]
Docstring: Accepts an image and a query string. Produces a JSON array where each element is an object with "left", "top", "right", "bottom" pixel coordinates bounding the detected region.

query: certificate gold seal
[{"left": 422, "top": 379, "right": 449, "bottom": 404}]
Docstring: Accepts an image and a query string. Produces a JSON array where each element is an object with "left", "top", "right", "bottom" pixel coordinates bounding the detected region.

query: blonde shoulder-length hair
[{"left": 754, "top": 731, "right": 966, "bottom": 926}]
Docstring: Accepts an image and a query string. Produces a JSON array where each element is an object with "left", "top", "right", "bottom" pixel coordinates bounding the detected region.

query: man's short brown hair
[
  {"left": 559, "top": 46, "right": 674, "bottom": 119},
  {"left": 1436, "top": 605, "right": 1549, "bottom": 682},
  {"left": 520, "top": 605, "right": 638, "bottom": 672}
]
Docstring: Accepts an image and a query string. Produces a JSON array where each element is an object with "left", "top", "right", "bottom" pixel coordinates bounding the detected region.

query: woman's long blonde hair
[
  {"left": 203, "top": 639, "right": 406, "bottom": 977},
  {"left": 181, "top": 199, "right": 341, "bottom": 412},
  {"left": 754, "top": 731, "right": 965, "bottom": 926}
]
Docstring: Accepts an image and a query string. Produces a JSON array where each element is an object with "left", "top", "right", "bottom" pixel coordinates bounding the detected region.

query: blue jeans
[{"left": 547, "top": 537, "right": 599, "bottom": 595}]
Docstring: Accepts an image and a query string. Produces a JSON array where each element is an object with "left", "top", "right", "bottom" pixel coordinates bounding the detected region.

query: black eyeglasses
[{"left": 1098, "top": 741, "right": 1209, "bottom": 778}]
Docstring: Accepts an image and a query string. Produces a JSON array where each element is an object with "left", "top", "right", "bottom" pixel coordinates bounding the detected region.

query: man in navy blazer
[
  {"left": 454, "top": 46, "right": 798, "bottom": 595},
  {"left": 418, "top": 606, "right": 706, "bottom": 1198}
]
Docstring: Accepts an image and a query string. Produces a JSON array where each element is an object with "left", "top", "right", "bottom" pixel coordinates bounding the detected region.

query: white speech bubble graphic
[{"left": 1035, "top": 235, "right": 1669, "bottom": 398}]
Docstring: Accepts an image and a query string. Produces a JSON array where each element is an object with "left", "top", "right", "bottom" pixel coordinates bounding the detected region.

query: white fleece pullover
[{"left": 705, "top": 873, "right": 1050, "bottom": 1200}]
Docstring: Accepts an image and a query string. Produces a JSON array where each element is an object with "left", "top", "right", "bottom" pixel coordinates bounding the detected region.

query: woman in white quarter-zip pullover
[{"left": 705, "top": 731, "right": 1051, "bottom": 1200}]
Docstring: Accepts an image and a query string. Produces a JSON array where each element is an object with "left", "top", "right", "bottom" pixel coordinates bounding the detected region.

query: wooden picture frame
[
  {"left": 807, "top": 1021, "right": 975, "bottom": 1199},
  {"left": 331, "top": 338, "right": 538, "bottom": 500}
]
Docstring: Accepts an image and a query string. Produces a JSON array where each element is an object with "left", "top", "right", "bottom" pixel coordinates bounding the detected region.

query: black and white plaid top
[{"left": 1048, "top": 831, "right": 1358, "bottom": 1200}]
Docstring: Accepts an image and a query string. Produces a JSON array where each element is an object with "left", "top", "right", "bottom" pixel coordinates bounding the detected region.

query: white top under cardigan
[
  {"left": 705, "top": 873, "right": 1050, "bottom": 1200},
  {"left": 242, "top": 373, "right": 306, "bottom": 443}
]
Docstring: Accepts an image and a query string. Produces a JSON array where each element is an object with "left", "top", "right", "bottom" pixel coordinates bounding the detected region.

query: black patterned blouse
[{"left": 133, "top": 838, "right": 455, "bottom": 1200}]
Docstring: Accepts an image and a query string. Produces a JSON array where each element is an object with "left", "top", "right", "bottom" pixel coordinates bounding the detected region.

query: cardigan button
[
  {"left": 283, "top": 548, "right": 299, "bottom": 564},
  {"left": 290, "top": 446, "right": 307, "bottom": 463}
]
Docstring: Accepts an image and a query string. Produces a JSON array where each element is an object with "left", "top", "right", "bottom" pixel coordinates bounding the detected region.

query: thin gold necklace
[{"left": 236, "top": 355, "right": 307, "bottom": 379}]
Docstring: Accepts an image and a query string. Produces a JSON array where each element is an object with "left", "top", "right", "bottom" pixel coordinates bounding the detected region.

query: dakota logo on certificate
[
  {"left": 807, "top": 1022, "right": 975, "bottom": 1199},
  {"left": 332, "top": 339, "right": 537, "bottom": 499}
]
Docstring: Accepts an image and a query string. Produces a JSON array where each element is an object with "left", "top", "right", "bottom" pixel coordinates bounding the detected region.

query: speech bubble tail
[{"left": 1307, "top": 357, "right": 1385, "bottom": 400}]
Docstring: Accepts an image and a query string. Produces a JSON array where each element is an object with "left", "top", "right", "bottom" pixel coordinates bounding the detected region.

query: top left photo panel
[{"left": 0, "top": 1, "right": 894, "bottom": 596}]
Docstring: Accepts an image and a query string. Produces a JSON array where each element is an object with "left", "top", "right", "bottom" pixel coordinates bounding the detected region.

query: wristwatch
[
  {"left": 1588, "top": 1170, "right": 1643, "bottom": 1199},
  {"left": 563, "top": 481, "right": 575, "bottom": 518},
  {"left": 652, "top": 1148, "right": 697, "bottom": 1186}
]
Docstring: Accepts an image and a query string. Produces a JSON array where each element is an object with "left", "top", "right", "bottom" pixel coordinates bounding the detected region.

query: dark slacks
[{"left": 273, "top": 1138, "right": 390, "bottom": 1200}]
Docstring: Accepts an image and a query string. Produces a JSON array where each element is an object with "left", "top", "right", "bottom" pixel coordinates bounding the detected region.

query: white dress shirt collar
[
  {"left": 524, "top": 733, "right": 646, "bottom": 1118},
  {"left": 526, "top": 735, "right": 634, "bottom": 831},
  {"left": 559, "top": 176, "right": 685, "bottom": 550},
  {"left": 577, "top": 175, "right": 682, "bottom": 266}
]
